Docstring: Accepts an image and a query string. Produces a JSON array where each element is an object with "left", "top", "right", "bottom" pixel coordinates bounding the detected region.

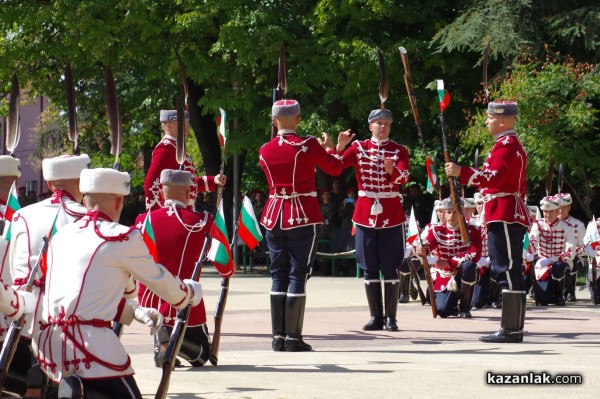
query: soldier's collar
[
  {"left": 164, "top": 134, "right": 177, "bottom": 141},
  {"left": 370, "top": 137, "right": 389, "bottom": 145},
  {"left": 164, "top": 199, "right": 187, "bottom": 208},
  {"left": 277, "top": 129, "right": 296, "bottom": 135},
  {"left": 493, "top": 129, "right": 516, "bottom": 141}
]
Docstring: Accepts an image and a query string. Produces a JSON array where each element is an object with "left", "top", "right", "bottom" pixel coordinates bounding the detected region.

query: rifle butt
[
  {"left": 209, "top": 278, "right": 230, "bottom": 365},
  {"left": 420, "top": 255, "right": 438, "bottom": 318},
  {"left": 154, "top": 364, "right": 172, "bottom": 399}
]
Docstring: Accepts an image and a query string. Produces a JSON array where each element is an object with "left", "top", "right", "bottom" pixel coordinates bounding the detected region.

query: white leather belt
[
  {"left": 270, "top": 191, "right": 317, "bottom": 200},
  {"left": 358, "top": 190, "right": 401, "bottom": 199}
]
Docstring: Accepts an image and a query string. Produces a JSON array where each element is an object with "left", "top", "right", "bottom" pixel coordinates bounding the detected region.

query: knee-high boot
[
  {"left": 480, "top": 290, "right": 526, "bottom": 343},
  {"left": 398, "top": 273, "right": 410, "bottom": 303},
  {"left": 565, "top": 272, "right": 577, "bottom": 302},
  {"left": 270, "top": 293, "right": 286, "bottom": 351},
  {"left": 459, "top": 283, "right": 474, "bottom": 318},
  {"left": 490, "top": 279, "right": 502, "bottom": 308},
  {"left": 553, "top": 277, "right": 566, "bottom": 306},
  {"left": 384, "top": 281, "right": 400, "bottom": 331},
  {"left": 363, "top": 281, "right": 384, "bottom": 330},
  {"left": 284, "top": 295, "right": 312, "bottom": 352}
]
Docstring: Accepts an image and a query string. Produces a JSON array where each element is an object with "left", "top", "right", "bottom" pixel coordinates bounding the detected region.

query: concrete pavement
[{"left": 124, "top": 269, "right": 600, "bottom": 399}]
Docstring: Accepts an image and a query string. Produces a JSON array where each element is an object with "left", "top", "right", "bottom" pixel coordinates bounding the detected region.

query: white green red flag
[
  {"left": 406, "top": 206, "right": 420, "bottom": 246},
  {"left": 425, "top": 155, "right": 437, "bottom": 194},
  {"left": 208, "top": 199, "right": 235, "bottom": 277},
  {"left": 140, "top": 211, "right": 158, "bottom": 262},
  {"left": 436, "top": 80, "right": 451, "bottom": 112},
  {"left": 40, "top": 206, "right": 67, "bottom": 276},
  {"left": 585, "top": 218, "right": 600, "bottom": 250},
  {"left": 238, "top": 196, "right": 263, "bottom": 250},
  {"left": 3, "top": 181, "right": 21, "bottom": 241},
  {"left": 218, "top": 108, "right": 227, "bottom": 149}
]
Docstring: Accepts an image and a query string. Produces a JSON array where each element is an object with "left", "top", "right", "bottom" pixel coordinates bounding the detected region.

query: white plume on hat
[
  {"left": 42, "top": 154, "right": 90, "bottom": 181},
  {"left": 80, "top": 168, "right": 130, "bottom": 196},
  {"left": 0, "top": 155, "right": 21, "bottom": 177}
]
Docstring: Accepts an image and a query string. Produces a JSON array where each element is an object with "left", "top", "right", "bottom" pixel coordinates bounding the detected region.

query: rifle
[
  {"left": 482, "top": 38, "right": 491, "bottom": 103},
  {"left": 0, "top": 237, "right": 49, "bottom": 390},
  {"left": 64, "top": 64, "right": 80, "bottom": 155},
  {"left": 398, "top": 47, "right": 437, "bottom": 317},
  {"left": 270, "top": 43, "right": 287, "bottom": 139},
  {"left": 592, "top": 256, "right": 598, "bottom": 305},
  {"left": 104, "top": 65, "right": 126, "bottom": 336},
  {"left": 406, "top": 257, "right": 426, "bottom": 305},
  {"left": 209, "top": 222, "right": 238, "bottom": 366},
  {"left": 437, "top": 80, "right": 470, "bottom": 244},
  {"left": 155, "top": 234, "right": 210, "bottom": 399}
]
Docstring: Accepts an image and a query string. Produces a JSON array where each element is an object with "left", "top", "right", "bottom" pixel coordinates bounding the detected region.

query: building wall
[{"left": 1, "top": 96, "right": 47, "bottom": 197}]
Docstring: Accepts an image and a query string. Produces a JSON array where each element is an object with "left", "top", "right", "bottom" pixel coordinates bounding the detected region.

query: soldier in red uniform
[
  {"left": 144, "top": 110, "right": 225, "bottom": 211},
  {"left": 136, "top": 169, "right": 234, "bottom": 367},
  {"left": 260, "top": 99, "right": 353, "bottom": 352},
  {"left": 446, "top": 101, "right": 532, "bottom": 343},
  {"left": 418, "top": 198, "right": 481, "bottom": 317},
  {"left": 334, "top": 109, "right": 410, "bottom": 332}
]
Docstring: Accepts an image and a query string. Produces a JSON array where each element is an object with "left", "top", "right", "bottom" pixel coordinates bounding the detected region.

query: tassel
[
  {"left": 448, "top": 276, "right": 458, "bottom": 292},
  {"left": 370, "top": 199, "right": 383, "bottom": 215}
]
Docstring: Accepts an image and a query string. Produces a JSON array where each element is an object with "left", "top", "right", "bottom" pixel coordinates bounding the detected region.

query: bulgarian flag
[
  {"left": 40, "top": 206, "right": 67, "bottom": 276},
  {"left": 406, "top": 206, "right": 420, "bottom": 246},
  {"left": 208, "top": 199, "right": 235, "bottom": 276},
  {"left": 585, "top": 218, "right": 600, "bottom": 250},
  {"left": 238, "top": 195, "right": 263, "bottom": 250},
  {"left": 140, "top": 211, "right": 158, "bottom": 262},
  {"left": 425, "top": 155, "right": 437, "bottom": 194},
  {"left": 218, "top": 108, "right": 227, "bottom": 149},
  {"left": 436, "top": 80, "right": 451, "bottom": 112},
  {"left": 3, "top": 181, "right": 21, "bottom": 241}
]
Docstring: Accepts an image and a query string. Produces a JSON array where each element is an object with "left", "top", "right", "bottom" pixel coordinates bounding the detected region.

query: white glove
[
  {"left": 536, "top": 258, "right": 554, "bottom": 269},
  {"left": 524, "top": 252, "right": 535, "bottom": 262},
  {"left": 19, "top": 291, "right": 36, "bottom": 315},
  {"left": 585, "top": 243, "right": 597, "bottom": 257},
  {"left": 404, "top": 245, "right": 414, "bottom": 259},
  {"left": 426, "top": 255, "right": 437, "bottom": 265},
  {"left": 477, "top": 256, "right": 491, "bottom": 267},
  {"left": 183, "top": 279, "right": 203, "bottom": 306},
  {"left": 133, "top": 304, "right": 164, "bottom": 335}
]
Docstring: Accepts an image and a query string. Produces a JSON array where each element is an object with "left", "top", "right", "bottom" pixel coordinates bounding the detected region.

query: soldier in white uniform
[
  {"left": 9, "top": 154, "right": 90, "bottom": 398},
  {"left": 34, "top": 168, "right": 203, "bottom": 399},
  {"left": 529, "top": 196, "right": 576, "bottom": 306},
  {"left": 557, "top": 193, "right": 585, "bottom": 301}
]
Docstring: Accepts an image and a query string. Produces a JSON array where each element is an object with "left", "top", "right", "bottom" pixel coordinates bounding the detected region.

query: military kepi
[
  {"left": 80, "top": 168, "right": 131, "bottom": 196},
  {"left": 160, "top": 169, "right": 193, "bottom": 187},
  {"left": 160, "top": 109, "right": 189, "bottom": 122},
  {"left": 368, "top": 109, "right": 393, "bottom": 123},
  {"left": 487, "top": 101, "right": 518, "bottom": 117},
  {"left": 42, "top": 154, "right": 90, "bottom": 181},
  {"left": 0, "top": 155, "right": 21, "bottom": 177},
  {"left": 272, "top": 99, "right": 300, "bottom": 118}
]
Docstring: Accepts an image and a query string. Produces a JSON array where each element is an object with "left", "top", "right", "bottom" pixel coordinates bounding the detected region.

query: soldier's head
[
  {"left": 160, "top": 109, "right": 190, "bottom": 139},
  {"left": 462, "top": 198, "right": 476, "bottom": 219},
  {"left": 368, "top": 109, "right": 393, "bottom": 141},
  {"left": 440, "top": 198, "right": 459, "bottom": 227},
  {"left": 474, "top": 192, "right": 484, "bottom": 214},
  {"left": 160, "top": 169, "right": 192, "bottom": 204},
  {"left": 557, "top": 193, "right": 572, "bottom": 220},
  {"left": 540, "top": 195, "right": 560, "bottom": 224},
  {"left": 272, "top": 99, "right": 301, "bottom": 131},
  {"left": 485, "top": 101, "right": 518, "bottom": 136},
  {"left": 80, "top": 168, "right": 130, "bottom": 221},
  {"left": 433, "top": 199, "right": 445, "bottom": 223},
  {"left": 0, "top": 155, "right": 21, "bottom": 198},
  {"left": 42, "top": 154, "right": 90, "bottom": 203}
]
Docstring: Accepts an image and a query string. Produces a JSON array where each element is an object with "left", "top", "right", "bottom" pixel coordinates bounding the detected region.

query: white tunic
[
  {"left": 9, "top": 191, "right": 87, "bottom": 338},
  {"left": 530, "top": 219, "right": 576, "bottom": 280},
  {"left": 33, "top": 211, "right": 193, "bottom": 382}
]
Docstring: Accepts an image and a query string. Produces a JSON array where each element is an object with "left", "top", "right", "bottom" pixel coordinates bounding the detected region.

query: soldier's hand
[
  {"left": 383, "top": 157, "right": 394, "bottom": 175},
  {"left": 133, "top": 305, "right": 164, "bottom": 335},
  {"left": 416, "top": 246, "right": 426, "bottom": 257},
  {"left": 215, "top": 174, "right": 227, "bottom": 186},
  {"left": 183, "top": 279, "right": 203, "bottom": 306},
  {"left": 445, "top": 162, "right": 461, "bottom": 177},
  {"left": 318, "top": 132, "right": 334, "bottom": 150},
  {"left": 18, "top": 291, "right": 36, "bottom": 317},
  {"left": 336, "top": 129, "right": 355, "bottom": 151}
]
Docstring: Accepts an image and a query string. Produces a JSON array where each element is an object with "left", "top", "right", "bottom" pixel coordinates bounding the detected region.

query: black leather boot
[
  {"left": 459, "top": 283, "right": 474, "bottom": 318},
  {"left": 565, "top": 272, "right": 577, "bottom": 302},
  {"left": 363, "top": 281, "right": 384, "bottom": 330},
  {"left": 480, "top": 290, "right": 526, "bottom": 343},
  {"left": 398, "top": 273, "right": 410, "bottom": 303},
  {"left": 284, "top": 295, "right": 313, "bottom": 352},
  {"left": 271, "top": 293, "right": 286, "bottom": 351},
  {"left": 409, "top": 276, "right": 419, "bottom": 301},
  {"left": 553, "top": 277, "right": 566, "bottom": 306},
  {"left": 490, "top": 279, "right": 502, "bottom": 309},
  {"left": 384, "top": 281, "right": 400, "bottom": 331}
]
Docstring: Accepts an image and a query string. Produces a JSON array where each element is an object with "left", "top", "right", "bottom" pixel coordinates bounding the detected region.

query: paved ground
[{"left": 121, "top": 267, "right": 600, "bottom": 399}]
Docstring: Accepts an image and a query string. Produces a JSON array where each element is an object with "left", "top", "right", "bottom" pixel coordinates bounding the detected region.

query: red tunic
[
  {"left": 135, "top": 201, "right": 232, "bottom": 326},
  {"left": 144, "top": 135, "right": 217, "bottom": 211},
  {"left": 338, "top": 138, "right": 410, "bottom": 228},
  {"left": 423, "top": 223, "right": 482, "bottom": 291},
  {"left": 459, "top": 130, "right": 531, "bottom": 227},
  {"left": 259, "top": 132, "right": 346, "bottom": 230}
]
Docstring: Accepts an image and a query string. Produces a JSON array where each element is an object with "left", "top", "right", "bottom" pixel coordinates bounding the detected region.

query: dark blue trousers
[
  {"left": 434, "top": 260, "right": 477, "bottom": 317},
  {"left": 267, "top": 224, "right": 317, "bottom": 294},
  {"left": 355, "top": 224, "right": 404, "bottom": 280},
  {"left": 487, "top": 222, "right": 527, "bottom": 291},
  {"left": 534, "top": 261, "right": 568, "bottom": 305}
]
